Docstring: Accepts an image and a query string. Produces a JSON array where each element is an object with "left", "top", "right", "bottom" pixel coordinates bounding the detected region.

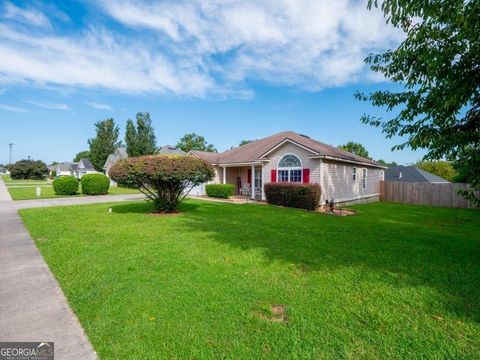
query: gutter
[{"left": 309, "top": 155, "right": 388, "bottom": 169}]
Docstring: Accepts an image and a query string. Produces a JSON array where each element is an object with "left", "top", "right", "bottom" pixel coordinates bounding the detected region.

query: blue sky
[{"left": 0, "top": 0, "right": 424, "bottom": 165}]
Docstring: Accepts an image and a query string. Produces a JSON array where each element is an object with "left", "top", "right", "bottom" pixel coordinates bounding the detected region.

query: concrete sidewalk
[
  {"left": 0, "top": 179, "right": 132, "bottom": 359},
  {"left": 0, "top": 176, "right": 12, "bottom": 201}
]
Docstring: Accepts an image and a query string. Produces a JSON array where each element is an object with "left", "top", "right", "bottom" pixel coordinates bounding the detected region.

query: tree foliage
[
  {"left": 176, "top": 133, "right": 217, "bottom": 153},
  {"left": 415, "top": 160, "right": 457, "bottom": 182},
  {"left": 73, "top": 150, "right": 90, "bottom": 162},
  {"left": 9, "top": 159, "right": 48, "bottom": 180},
  {"left": 338, "top": 141, "right": 371, "bottom": 159},
  {"left": 88, "top": 119, "right": 122, "bottom": 172},
  {"left": 125, "top": 112, "right": 157, "bottom": 157},
  {"left": 109, "top": 155, "right": 215, "bottom": 212},
  {"left": 239, "top": 139, "right": 257, "bottom": 146},
  {"left": 125, "top": 119, "right": 137, "bottom": 157},
  {"left": 376, "top": 159, "right": 398, "bottom": 167},
  {"left": 357, "top": 0, "right": 480, "bottom": 206}
]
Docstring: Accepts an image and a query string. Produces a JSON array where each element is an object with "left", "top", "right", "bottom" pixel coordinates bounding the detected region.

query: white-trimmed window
[
  {"left": 352, "top": 167, "right": 357, "bottom": 181},
  {"left": 362, "top": 168, "right": 367, "bottom": 190},
  {"left": 278, "top": 154, "right": 302, "bottom": 183}
]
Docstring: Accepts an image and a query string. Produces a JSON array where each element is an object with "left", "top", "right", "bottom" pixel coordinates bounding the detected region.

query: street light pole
[{"left": 8, "top": 143, "right": 14, "bottom": 164}]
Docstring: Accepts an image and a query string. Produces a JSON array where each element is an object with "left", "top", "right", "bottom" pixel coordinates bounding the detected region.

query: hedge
[
  {"left": 109, "top": 155, "right": 214, "bottom": 212},
  {"left": 81, "top": 173, "right": 110, "bottom": 195},
  {"left": 52, "top": 176, "right": 79, "bottom": 195},
  {"left": 205, "top": 184, "right": 235, "bottom": 198},
  {"left": 264, "top": 183, "right": 321, "bottom": 211}
]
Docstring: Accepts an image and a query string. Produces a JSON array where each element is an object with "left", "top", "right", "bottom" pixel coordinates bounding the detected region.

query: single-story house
[
  {"left": 385, "top": 165, "right": 449, "bottom": 183},
  {"left": 158, "top": 145, "right": 185, "bottom": 155},
  {"left": 189, "top": 131, "right": 386, "bottom": 206},
  {"left": 0, "top": 166, "right": 8, "bottom": 175},
  {"left": 104, "top": 147, "right": 128, "bottom": 184},
  {"left": 55, "top": 158, "right": 97, "bottom": 179},
  {"left": 104, "top": 147, "right": 128, "bottom": 175}
]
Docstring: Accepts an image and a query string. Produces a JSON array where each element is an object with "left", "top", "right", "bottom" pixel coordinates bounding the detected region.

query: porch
[{"left": 219, "top": 164, "right": 265, "bottom": 200}]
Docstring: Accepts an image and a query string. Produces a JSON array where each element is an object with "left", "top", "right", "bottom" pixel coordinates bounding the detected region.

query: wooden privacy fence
[{"left": 380, "top": 181, "right": 479, "bottom": 209}]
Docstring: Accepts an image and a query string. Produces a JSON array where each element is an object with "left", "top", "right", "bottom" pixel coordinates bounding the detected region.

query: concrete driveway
[{"left": 0, "top": 179, "right": 145, "bottom": 359}]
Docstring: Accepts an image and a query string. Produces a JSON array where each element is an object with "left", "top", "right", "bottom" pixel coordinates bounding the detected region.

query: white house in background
[
  {"left": 104, "top": 147, "right": 128, "bottom": 183},
  {"left": 189, "top": 131, "right": 387, "bottom": 206},
  {"left": 158, "top": 145, "right": 185, "bottom": 155},
  {"left": 55, "top": 158, "right": 97, "bottom": 179},
  {"left": 76, "top": 158, "right": 98, "bottom": 178},
  {"left": 103, "top": 146, "right": 185, "bottom": 182}
]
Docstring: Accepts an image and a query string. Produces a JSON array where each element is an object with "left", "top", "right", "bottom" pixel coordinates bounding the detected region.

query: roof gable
[
  {"left": 385, "top": 166, "right": 449, "bottom": 183},
  {"left": 192, "top": 131, "right": 383, "bottom": 168}
]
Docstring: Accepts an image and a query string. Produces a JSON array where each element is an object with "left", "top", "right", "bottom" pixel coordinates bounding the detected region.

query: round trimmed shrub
[
  {"left": 206, "top": 184, "right": 235, "bottom": 198},
  {"left": 109, "top": 155, "right": 215, "bottom": 213},
  {"left": 81, "top": 174, "right": 110, "bottom": 195},
  {"left": 53, "top": 176, "right": 79, "bottom": 195}
]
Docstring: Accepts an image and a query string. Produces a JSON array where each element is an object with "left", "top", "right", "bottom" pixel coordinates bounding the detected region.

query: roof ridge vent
[{"left": 299, "top": 134, "right": 310, "bottom": 138}]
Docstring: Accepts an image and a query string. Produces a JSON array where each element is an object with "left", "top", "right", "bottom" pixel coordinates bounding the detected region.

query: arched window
[{"left": 278, "top": 154, "right": 302, "bottom": 183}]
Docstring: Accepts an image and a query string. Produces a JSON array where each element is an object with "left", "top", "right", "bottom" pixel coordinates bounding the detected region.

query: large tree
[
  {"left": 88, "top": 119, "right": 121, "bottom": 171},
  {"left": 73, "top": 150, "right": 90, "bottom": 162},
  {"left": 125, "top": 112, "right": 157, "bottom": 157},
  {"left": 9, "top": 159, "right": 48, "bottom": 180},
  {"left": 338, "top": 141, "right": 371, "bottom": 159},
  {"left": 356, "top": 0, "right": 479, "bottom": 205},
  {"left": 125, "top": 119, "right": 137, "bottom": 157},
  {"left": 176, "top": 133, "right": 217, "bottom": 153}
]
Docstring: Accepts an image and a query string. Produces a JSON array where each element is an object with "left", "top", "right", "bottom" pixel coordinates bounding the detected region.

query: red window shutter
[
  {"left": 271, "top": 169, "right": 277, "bottom": 183},
  {"left": 303, "top": 168, "right": 310, "bottom": 183},
  {"left": 247, "top": 169, "right": 252, "bottom": 184}
]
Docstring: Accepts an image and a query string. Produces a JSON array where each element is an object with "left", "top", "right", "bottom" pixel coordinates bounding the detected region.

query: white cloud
[
  {"left": 0, "top": 0, "right": 403, "bottom": 97},
  {"left": 87, "top": 102, "right": 113, "bottom": 110},
  {"left": 2, "top": 2, "right": 51, "bottom": 28},
  {"left": 27, "top": 100, "right": 69, "bottom": 110},
  {"left": 0, "top": 103, "right": 28, "bottom": 112}
]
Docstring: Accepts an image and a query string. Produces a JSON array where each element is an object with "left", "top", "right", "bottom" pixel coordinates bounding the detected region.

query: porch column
[
  {"left": 222, "top": 166, "right": 226, "bottom": 184},
  {"left": 251, "top": 165, "right": 255, "bottom": 200},
  {"left": 319, "top": 159, "right": 325, "bottom": 205},
  {"left": 261, "top": 163, "right": 266, "bottom": 201}
]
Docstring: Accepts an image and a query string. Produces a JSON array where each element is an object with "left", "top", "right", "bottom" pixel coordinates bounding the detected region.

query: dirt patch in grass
[{"left": 258, "top": 305, "right": 288, "bottom": 323}]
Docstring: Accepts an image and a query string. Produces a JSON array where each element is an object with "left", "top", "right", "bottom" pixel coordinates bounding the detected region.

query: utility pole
[{"left": 8, "top": 143, "right": 13, "bottom": 164}]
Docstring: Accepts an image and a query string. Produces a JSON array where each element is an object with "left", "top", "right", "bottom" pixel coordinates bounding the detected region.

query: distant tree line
[{"left": 83, "top": 113, "right": 218, "bottom": 172}]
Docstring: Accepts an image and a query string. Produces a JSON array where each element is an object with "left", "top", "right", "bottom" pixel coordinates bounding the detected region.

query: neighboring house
[
  {"left": 385, "top": 165, "right": 449, "bottom": 183},
  {"left": 189, "top": 131, "right": 386, "bottom": 205},
  {"left": 55, "top": 159, "right": 97, "bottom": 179},
  {"left": 76, "top": 158, "right": 97, "bottom": 178},
  {"left": 104, "top": 147, "right": 128, "bottom": 183},
  {"left": 158, "top": 145, "right": 185, "bottom": 155},
  {"left": 55, "top": 162, "right": 78, "bottom": 177},
  {"left": 0, "top": 166, "right": 7, "bottom": 175}
]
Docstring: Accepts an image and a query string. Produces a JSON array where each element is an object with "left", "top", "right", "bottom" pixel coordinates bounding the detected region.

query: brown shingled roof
[{"left": 191, "top": 131, "right": 383, "bottom": 168}]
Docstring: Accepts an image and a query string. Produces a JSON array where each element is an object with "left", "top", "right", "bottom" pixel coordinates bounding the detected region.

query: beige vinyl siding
[
  {"left": 211, "top": 166, "right": 222, "bottom": 184},
  {"left": 263, "top": 142, "right": 321, "bottom": 184},
  {"left": 321, "top": 160, "right": 382, "bottom": 203}
]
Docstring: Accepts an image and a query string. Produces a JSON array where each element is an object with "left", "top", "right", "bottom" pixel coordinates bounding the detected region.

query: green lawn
[
  {"left": 2, "top": 175, "right": 139, "bottom": 200},
  {"left": 7, "top": 185, "right": 140, "bottom": 200},
  {"left": 2, "top": 175, "right": 48, "bottom": 186},
  {"left": 19, "top": 201, "right": 480, "bottom": 359}
]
